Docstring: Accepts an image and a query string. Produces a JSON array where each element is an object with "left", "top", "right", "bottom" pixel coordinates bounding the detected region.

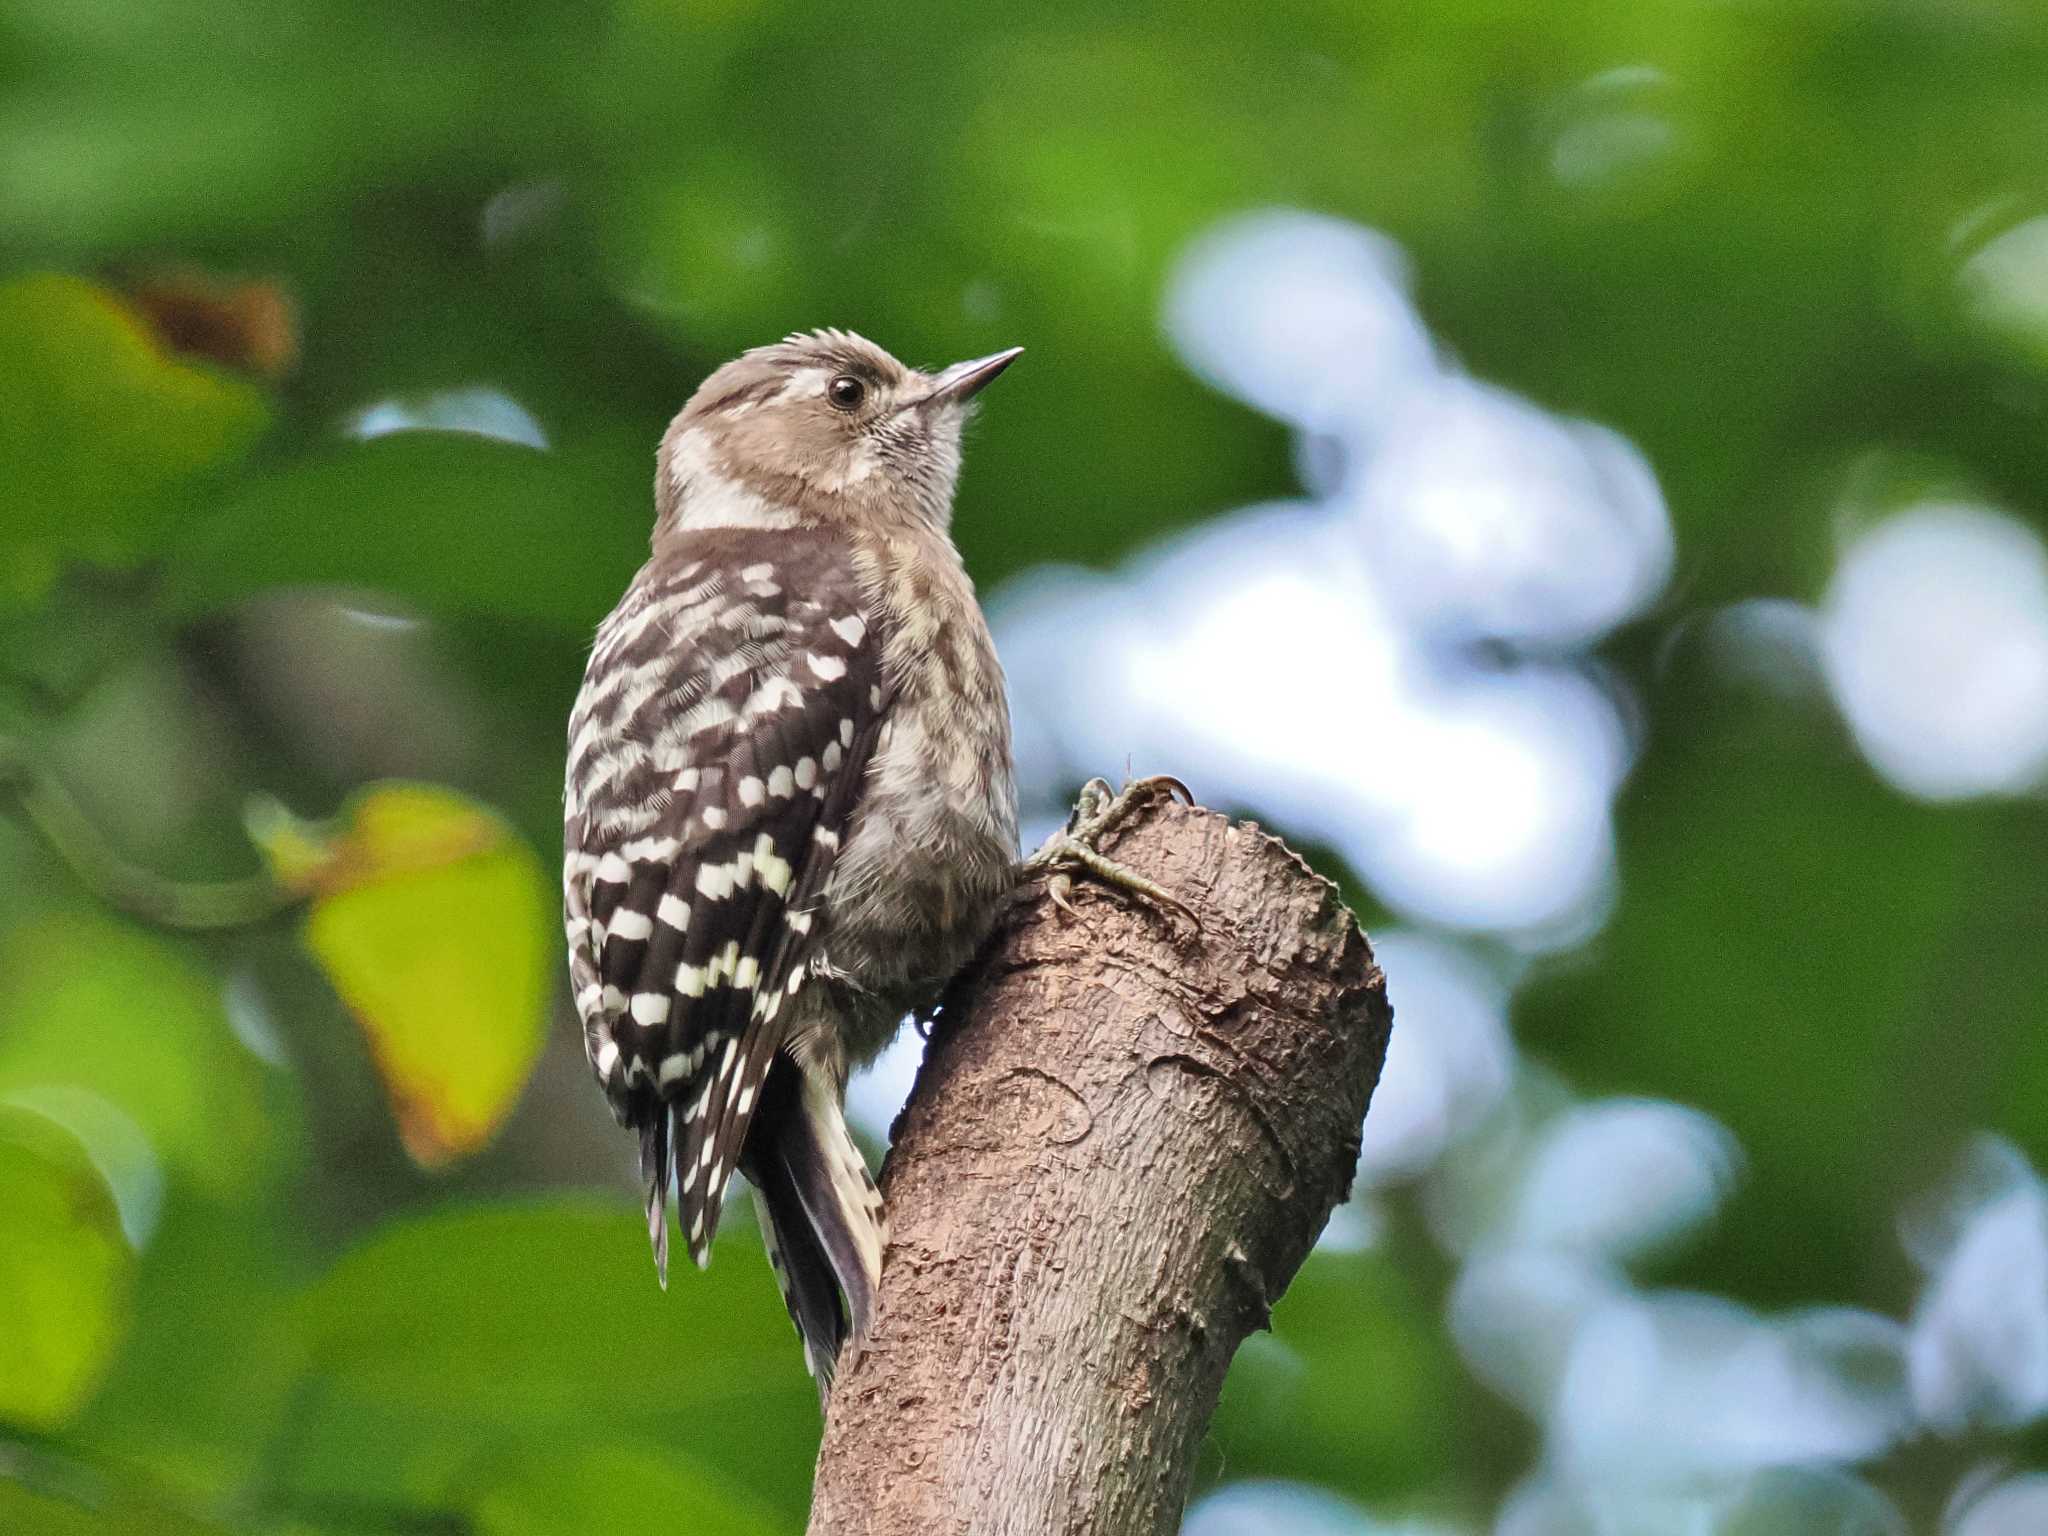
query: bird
[
  {"left": 563, "top": 329, "right": 1193, "bottom": 1392},
  {"left": 562, "top": 329, "right": 1028, "bottom": 1391}
]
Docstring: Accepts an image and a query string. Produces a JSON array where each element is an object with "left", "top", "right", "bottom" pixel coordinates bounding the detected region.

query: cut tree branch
[{"left": 807, "top": 786, "right": 1393, "bottom": 1536}]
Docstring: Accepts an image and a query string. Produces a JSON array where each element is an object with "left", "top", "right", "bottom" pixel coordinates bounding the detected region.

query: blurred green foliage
[
  {"left": 4, "top": 0, "right": 2048, "bottom": 1531},
  {"left": 0, "top": 274, "right": 269, "bottom": 597},
  {"left": 0, "top": 1108, "right": 134, "bottom": 1432}
]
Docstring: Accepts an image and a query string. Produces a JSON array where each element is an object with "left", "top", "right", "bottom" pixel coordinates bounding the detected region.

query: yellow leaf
[{"left": 254, "top": 784, "right": 551, "bottom": 1167}]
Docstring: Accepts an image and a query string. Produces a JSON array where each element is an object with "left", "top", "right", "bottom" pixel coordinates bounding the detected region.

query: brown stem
[{"left": 808, "top": 787, "right": 1392, "bottom": 1535}]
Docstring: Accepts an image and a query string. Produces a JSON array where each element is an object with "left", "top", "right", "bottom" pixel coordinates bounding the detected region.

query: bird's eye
[{"left": 826, "top": 374, "right": 867, "bottom": 412}]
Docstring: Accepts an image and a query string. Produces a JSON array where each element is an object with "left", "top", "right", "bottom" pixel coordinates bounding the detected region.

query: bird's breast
[{"left": 822, "top": 648, "right": 1017, "bottom": 1057}]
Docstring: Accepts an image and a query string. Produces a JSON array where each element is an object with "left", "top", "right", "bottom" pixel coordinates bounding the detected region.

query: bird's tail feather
[
  {"left": 748, "top": 1157, "right": 845, "bottom": 1394},
  {"left": 744, "top": 1056, "right": 887, "bottom": 1394},
  {"left": 783, "top": 1064, "right": 887, "bottom": 1340},
  {"left": 640, "top": 1110, "right": 671, "bottom": 1289}
]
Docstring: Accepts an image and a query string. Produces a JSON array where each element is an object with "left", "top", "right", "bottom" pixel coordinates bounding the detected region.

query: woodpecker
[{"left": 564, "top": 330, "right": 1026, "bottom": 1389}]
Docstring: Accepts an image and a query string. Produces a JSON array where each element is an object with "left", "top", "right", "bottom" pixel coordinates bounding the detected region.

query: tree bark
[{"left": 806, "top": 787, "right": 1393, "bottom": 1536}]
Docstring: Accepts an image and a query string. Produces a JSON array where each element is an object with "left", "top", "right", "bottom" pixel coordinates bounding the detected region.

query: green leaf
[
  {"left": 0, "top": 273, "right": 270, "bottom": 599},
  {"left": 297, "top": 1198, "right": 805, "bottom": 1415},
  {"left": 0, "top": 914, "right": 276, "bottom": 1199},
  {"left": 0, "top": 1476, "right": 233, "bottom": 1536},
  {"left": 461, "top": 1444, "right": 786, "bottom": 1536},
  {"left": 67, "top": 1190, "right": 304, "bottom": 1501},
  {"left": 285, "top": 1198, "right": 817, "bottom": 1517},
  {"left": 0, "top": 1106, "right": 135, "bottom": 1430},
  {"left": 160, "top": 433, "right": 644, "bottom": 629},
  {"left": 251, "top": 783, "right": 553, "bottom": 1167}
]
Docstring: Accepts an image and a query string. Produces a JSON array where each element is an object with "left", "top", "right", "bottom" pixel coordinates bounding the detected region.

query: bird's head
[{"left": 655, "top": 329, "right": 1021, "bottom": 539}]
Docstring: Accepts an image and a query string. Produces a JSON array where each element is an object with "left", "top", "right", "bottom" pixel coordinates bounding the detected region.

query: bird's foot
[{"left": 1021, "top": 775, "right": 1200, "bottom": 932}]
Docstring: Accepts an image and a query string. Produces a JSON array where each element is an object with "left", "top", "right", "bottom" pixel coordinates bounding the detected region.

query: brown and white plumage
[{"left": 564, "top": 330, "right": 1020, "bottom": 1388}]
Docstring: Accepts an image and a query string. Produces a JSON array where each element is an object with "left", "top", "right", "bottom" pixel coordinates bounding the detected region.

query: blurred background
[{"left": 4, "top": 0, "right": 2048, "bottom": 1532}]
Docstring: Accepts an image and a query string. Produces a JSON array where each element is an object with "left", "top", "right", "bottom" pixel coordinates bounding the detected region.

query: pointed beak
[{"left": 916, "top": 346, "right": 1023, "bottom": 409}]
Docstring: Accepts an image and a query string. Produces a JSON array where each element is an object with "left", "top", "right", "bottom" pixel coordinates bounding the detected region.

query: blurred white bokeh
[
  {"left": 1446, "top": 1099, "right": 1741, "bottom": 1417},
  {"left": 1355, "top": 931, "right": 1517, "bottom": 1186},
  {"left": 1903, "top": 1136, "right": 2048, "bottom": 1432},
  {"left": 346, "top": 385, "right": 550, "bottom": 449},
  {"left": 1552, "top": 1295, "right": 1912, "bottom": 1478},
  {"left": 1819, "top": 503, "right": 2048, "bottom": 800},
  {"left": 1507, "top": 1099, "right": 1740, "bottom": 1262},
  {"left": 1948, "top": 1472, "right": 2048, "bottom": 1536},
  {"left": 1162, "top": 211, "right": 1437, "bottom": 438},
  {"left": 1450, "top": 1246, "right": 1626, "bottom": 1417},
  {"left": 1500, "top": 1463, "right": 1903, "bottom": 1536},
  {"left": 1182, "top": 1480, "right": 1465, "bottom": 1536},
  {"left": 992, "top": 511, "right": 1630, "bottom": 934},
  {"left": 993, "top": 208, "right": 1671, "bottom": 937},
  {"left": 1348, "top": 378, "right": 1672, "bottom": 647}
]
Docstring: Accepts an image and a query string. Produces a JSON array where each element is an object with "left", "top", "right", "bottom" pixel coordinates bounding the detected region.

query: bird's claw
[
  {"left": 1045, "top": 869, "right": 1080, "bottom": 921},
  {"left": 1025, "top": 775, "right": 1201, "bottom": 934}
]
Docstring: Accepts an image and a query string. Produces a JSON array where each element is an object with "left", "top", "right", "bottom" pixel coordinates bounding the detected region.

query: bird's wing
[{"left": 563, "top": 529, "right": 888, "bottom": 1277}]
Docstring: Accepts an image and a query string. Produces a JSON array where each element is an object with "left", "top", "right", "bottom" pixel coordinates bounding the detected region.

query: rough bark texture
[{"left": 806, "top": 788, "right": 1393, "bottom": 1536}]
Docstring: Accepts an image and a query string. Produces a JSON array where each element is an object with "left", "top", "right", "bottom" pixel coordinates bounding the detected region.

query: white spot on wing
[
  {"left": 620, "top": 835, "right": 680, "bottom": 862},
  {"left": 743, "top": 676, "right": 805, "bottom": 718},
  {"left": 757, "top": 842, "right": 793, "bottom": 895}
]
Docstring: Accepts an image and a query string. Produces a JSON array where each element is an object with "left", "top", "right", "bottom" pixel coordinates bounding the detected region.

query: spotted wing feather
[{"left": 564, "top": 529, "right": 886, "bottom": 1275}]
